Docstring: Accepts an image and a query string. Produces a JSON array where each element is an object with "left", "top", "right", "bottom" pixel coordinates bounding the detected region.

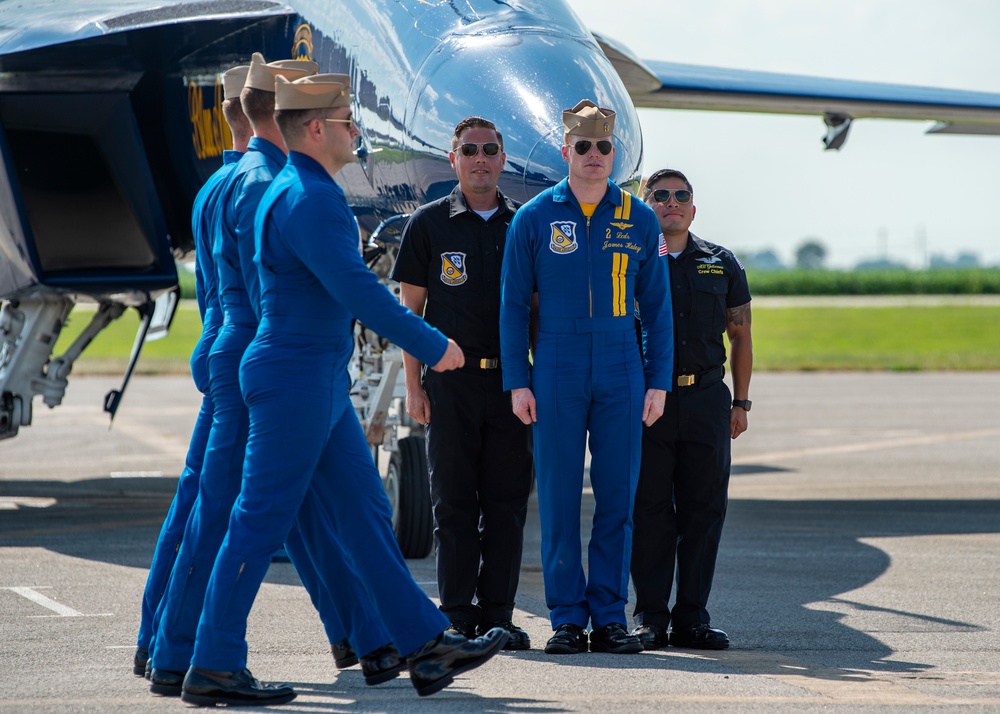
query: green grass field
[{"left": 54, "top": 301, "right": 1000, "bottom": 374}]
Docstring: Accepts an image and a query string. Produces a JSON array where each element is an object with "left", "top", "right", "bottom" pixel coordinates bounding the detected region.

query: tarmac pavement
[{"left": 1, "top": 372, "right": 998, "bottom": 712}]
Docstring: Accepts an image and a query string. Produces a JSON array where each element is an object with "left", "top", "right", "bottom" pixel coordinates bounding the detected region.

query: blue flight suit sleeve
[
  {"left": 236, "top": 178, "right": 267, "bottom": 317},
  {"left": 499, "top": 207, "right": 535, "bottom": 391},
  {"left": 280, "top": 184, "right": 449, "bottom": 368},
  {"left": 632, "top": 203, "right": 674, "bottom": 391}
]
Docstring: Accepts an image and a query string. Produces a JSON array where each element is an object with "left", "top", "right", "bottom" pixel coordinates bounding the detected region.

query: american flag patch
[{"left": 658, "top": 233, "right": 667, "bottom": 256}]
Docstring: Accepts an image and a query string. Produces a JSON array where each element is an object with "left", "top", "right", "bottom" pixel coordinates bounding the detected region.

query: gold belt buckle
[
  {"left": 479, "top": 358, "right": 499, "bottom": 369},
  {"left": 677, "top": 374, "right": 696, "bottom": 387}
]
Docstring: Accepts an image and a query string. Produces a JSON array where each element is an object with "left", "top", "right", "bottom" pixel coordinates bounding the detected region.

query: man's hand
[
  {"left": 511, "top": 387, "right": 537, "bottom": 425},
  {"left": 642, "top": 388, "right": 666, "bottom": 427},
  {"left": 430, "top": 339, "right": 465, "bottom": 372},
  {"left": 730, "top": 407, "right": 748, "bottom": 439},
  {"left": 405, "top": 386, "right": 431, "bottom": 425}
]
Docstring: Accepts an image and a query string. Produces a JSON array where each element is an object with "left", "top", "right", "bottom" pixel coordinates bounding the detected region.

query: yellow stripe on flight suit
[
  {"left": 612, "top": 252, "right": 628, "bottom": 316},
  {"left": 611, "top": 189, "right": 633, "bottom": 316}
]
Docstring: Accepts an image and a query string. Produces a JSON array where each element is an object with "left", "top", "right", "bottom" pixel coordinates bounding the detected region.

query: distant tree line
[{"left": 739, "top": 238, "right": 994, "bottom": 272}]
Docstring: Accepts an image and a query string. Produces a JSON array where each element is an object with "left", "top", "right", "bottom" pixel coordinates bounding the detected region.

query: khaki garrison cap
[
  {"left": 562, "top": 99, "right": 615, "bottom": 138},
  {"left": 244, "top": 52, "right": 319, "bottom": 91},
  {"left": 275, "top": 74, "right": 352, "bottom": 111},
  {"left": 222, "top": 65, "right": 249, "bottom": 100}
]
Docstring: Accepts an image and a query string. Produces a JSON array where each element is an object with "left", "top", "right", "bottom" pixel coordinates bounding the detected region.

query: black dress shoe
[
  {"left": 669, "top": 624, "right": 730, "bottom": 650},
  {"left": 360, "top": 643, "right": 406, "bottom": 685},
  {"left": 149, "top": 667, "right": 185, "bottom": 696},
  {"left": 180, "top": 666, "right": 296, "bottom": 706},
  {"left": 543, "top": 623, "right": 587, "bottom": 655},
  {"left": 407, "top": 627, "right": 509, "bottom": 697},
  {"left": 479, "top": 620, "right": 530, "bottom": 650},
  {"left": 633, "top": 623, "right": 670, "bottom": 650},
  {"left": 144, "top": 658, "right": 152, "bottom": 680},
  {"left": 133, "top": 647, "right": 149, "bottom": 676},
  {"left": 444, "top": 620, "right": 477, "bottom": 639},
  {"left": 589, "top": 622, "right": 643, "bottom": 654},
  {"left": 332, "top": 639, "right": 358, "bottom": 669}
]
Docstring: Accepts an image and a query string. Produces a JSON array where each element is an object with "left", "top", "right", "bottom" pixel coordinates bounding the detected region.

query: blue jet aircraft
[{"left": 2, "top": 0, "right": 999, "bottom": 552}]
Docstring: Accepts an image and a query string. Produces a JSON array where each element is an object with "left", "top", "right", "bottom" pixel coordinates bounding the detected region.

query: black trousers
[
  {"left": 630, "top": 378, "right": 731, "bottom": 630},
  {"left": 424, "top": 367, "right": 533, "bottom": 624}
]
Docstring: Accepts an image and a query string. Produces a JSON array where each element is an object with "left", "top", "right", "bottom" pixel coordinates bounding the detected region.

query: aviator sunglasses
[
  {"left": 458, "top": 142, "right": 501, "bottom": 157},
  {"left": 651, "top": 188, "right": 693, "bottom": 204},
  {"left": 573, "top": 139, "right": 613, "bottom": 155}
]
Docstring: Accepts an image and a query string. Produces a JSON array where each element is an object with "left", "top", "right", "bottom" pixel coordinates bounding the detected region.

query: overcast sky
[{"left": 568, "top": 0, "right": 1000, "bottom": 268}]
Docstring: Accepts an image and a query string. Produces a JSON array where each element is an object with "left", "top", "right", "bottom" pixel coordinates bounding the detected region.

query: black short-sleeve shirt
[
  {"left": 665, "top": 232, "right": 751, "bottom": 375},
  {"left": 390, "top": 185, "right": 519, "bottom": 360}
]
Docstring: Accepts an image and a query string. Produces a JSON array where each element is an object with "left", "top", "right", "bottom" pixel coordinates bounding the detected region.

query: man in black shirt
[
  {"left": 630, "top": 168, "right": 753, "bottom": 650},
  {"left": 391, "top": 116, "right": 533, "bottom": 649}
]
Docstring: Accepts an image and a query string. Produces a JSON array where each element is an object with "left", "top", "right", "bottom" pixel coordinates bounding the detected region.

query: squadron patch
[
  {"left": 440, "top": 252, "right": 468, "bottom": 285},
  {"left": 549, "top": 221, "right": 578, "bottom": 254}
]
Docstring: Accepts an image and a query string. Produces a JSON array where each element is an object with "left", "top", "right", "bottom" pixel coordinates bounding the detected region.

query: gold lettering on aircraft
[
  {"left": 188, "top": 77, "right": 231, "bottom": 160},
  {"left": 292, "top": 24, "right": 314, "bottom": 60}
]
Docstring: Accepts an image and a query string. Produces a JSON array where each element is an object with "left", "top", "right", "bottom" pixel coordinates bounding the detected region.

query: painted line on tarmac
[
  {"left": 735, "top": 428, "right": 1000, "bottom": 465},
  {"left": 3, "top": 586, "right": 111, "bottom": 618}
]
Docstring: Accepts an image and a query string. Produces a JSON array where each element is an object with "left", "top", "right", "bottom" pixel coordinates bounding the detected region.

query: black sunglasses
[
  {"left": 458, "top": 142, "right": 501, "bottom": 157},
  {"left": 573, "top": 140, "right": 613, "bottom": 156},
  {"left": 651, "top": 188, "right": 693, "bottom": 204}
]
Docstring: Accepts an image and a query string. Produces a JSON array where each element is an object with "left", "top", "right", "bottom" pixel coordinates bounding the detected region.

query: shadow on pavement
[{"left": 1, "top": 477, "right": 995, "bottom": 689}]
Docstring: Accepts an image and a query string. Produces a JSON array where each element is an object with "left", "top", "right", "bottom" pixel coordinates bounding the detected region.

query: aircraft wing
[{"left": 594, "top": 32, "right": 1000, "bottom": 149}]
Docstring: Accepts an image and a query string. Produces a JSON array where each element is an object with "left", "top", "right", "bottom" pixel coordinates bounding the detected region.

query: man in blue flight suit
[
  {"left": 149, "top": 55, "right": 401, "bottom": 696},
  {"left": 392, "top": 116, "right": 533, "bottom": 649},
  {"left": 630, "top": 169, "right": 752, "bottom": 651},
  {"left": 133, "top": 63, "right": 250, "bottom": 677},
  {"left": 499, "top": 100, "right": 674, "bottom": 655},
  {"left": 180, "top": 73, "right": 508, "bottom": 706}
]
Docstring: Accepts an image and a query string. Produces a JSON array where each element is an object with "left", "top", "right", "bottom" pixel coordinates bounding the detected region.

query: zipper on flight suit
[{"left": 586, "top": 215, "right": 593, "bottom": 317}]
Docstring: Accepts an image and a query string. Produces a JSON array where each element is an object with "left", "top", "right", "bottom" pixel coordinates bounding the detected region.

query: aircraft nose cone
[{"left": 405, "top": 30, "right": 643, "bottom": 203}]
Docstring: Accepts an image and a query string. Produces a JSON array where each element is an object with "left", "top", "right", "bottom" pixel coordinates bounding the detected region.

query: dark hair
[
  {"left": 452, "top": 116, "right": 504, "bottom": 151},
  {"left": 642, "top": 168, "right": 693, "bottom": 199},
  {"left": 274, "top": 107, "right": 326, "bottom": 144},
  {"left": 222, "top": 97, "right": 251, "bottom": 140},
  {"left": 240, "top": 86, "right": 276, "bottom": 125}
]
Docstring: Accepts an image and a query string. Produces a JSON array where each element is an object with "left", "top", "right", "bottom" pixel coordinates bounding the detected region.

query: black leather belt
[{"left": 675, "top": 365, "right": 725, "bottom": 388}]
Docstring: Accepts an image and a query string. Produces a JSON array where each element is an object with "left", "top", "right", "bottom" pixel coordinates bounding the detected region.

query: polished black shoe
[
  {"left": 543, "top": 623, "right": 587, "bottom": 655},
  {"left": 144, "top": 658, "right": 152, "bottom": 680},
  {"left": 444, "top": 620, "right": 477, "bottom": 639},
  {"left": 633, "top": 623, "right": 670, "bottom": 650},
  {"left": 133, "top": 647, "right": 149, "bottom": 676},
  {"left": 669, "top": 624, "right": 730, "bottom": 650},
  {"left": 589, "top": 622, "right": 643, "bottom": 654},
  {"left": 180, "top": 666, "right": 296, "bottom": 706},
  {"left": 148, "top": 667, "right": 186, "bottom": 696},
  {"left": 407, "top": 627, "right": 509, "bottom": 697},
  {"left": 479, "top": 620, "right": 530, "bottom": 651},
  {"left": 360, "top": 643, "right": 406, "bottom": 685},
  {"left": 332, "top": 639, "right": 358, "bottom": 669}
]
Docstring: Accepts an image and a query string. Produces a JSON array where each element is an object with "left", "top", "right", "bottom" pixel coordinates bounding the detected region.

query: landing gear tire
[{"left": 384, "top": 435, "right": 433, "bottom": 558}]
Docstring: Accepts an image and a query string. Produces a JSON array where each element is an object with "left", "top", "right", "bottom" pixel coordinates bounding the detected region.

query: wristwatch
[{"left": 732, "top": 399, "right": 752, "bottom": 411}]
